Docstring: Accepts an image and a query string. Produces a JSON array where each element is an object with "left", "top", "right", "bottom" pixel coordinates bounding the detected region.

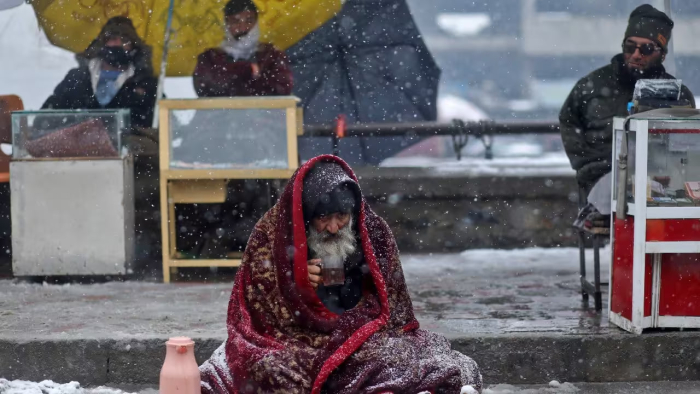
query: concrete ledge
[
  {"left": 3, "top": 333, "right": 700, "bottom": 386},
  {"left": 451, "top": 332, "right": 700, "bottom": 384},
  {"left": 353, "top": 168, "right": 580, "bottom": 252},
  {"left": 0, "top": 338, "right": 222, "bottom": 387},
  {"left": 355, "top": 167, "right": 576, "bottom": 200}
]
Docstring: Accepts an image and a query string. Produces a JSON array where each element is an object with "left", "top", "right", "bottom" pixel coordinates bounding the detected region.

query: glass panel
[
  {"left": 646, "top": 129, "right": 700, "bottom": 207},
  {"left": 169, "top": 108, "right": 289, "bottom": 170},
  {"left": 613, "top": 127, "right": 636, "bottom": 205},
  {"left": 11, "top": 110, "right": 129, "bottom": 159}
]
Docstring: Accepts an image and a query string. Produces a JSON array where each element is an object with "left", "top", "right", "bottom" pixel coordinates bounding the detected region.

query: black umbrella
[{"left": 287, "top": 0, "right": 441, "bottom": 165}]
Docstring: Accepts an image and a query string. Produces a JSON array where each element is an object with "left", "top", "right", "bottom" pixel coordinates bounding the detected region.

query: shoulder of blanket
[
  {"left": 363, "top": 206, "right": 389, "bottom": 236},
  {"left": 252, "top": 204, "right": 279, "bottom": 238},
  {"left": 363, "top": 206, "right": 399, "bottom": 257}
]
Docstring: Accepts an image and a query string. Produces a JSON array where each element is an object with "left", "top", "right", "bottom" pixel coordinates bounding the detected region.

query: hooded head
[
  {"left": 301, "top": 162, "right": 362, "bottom": 262},
  {"left": 622, "top": 4, "right": 673, "bottom": 78},
  {"left": 78, "top": 16, "right": 153, "bottom": 74}
]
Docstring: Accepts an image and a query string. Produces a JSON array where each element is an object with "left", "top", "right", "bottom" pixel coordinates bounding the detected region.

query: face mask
[
  {"left": 222, "top": 23, "right": 260, "bottom": 61},
  {"left": 100, "top": 46, "right": 133, "bottom": 68}
]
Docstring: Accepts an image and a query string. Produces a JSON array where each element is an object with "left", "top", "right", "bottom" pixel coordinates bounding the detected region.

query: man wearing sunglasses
[{"left": 560, "top": 4, "right": 694, "bottom": 229}]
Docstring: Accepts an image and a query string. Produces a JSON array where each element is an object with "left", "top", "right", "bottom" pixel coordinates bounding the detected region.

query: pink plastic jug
[{"left": 160, "top": 337, "right": 200, "bottom": 394}]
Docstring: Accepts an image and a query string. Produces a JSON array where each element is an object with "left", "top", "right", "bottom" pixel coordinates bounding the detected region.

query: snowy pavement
[
  {"left": 0, "top": 247, "right": 611, "bottom": 340},
  {"left": 17, "top": 247, "right": 691, "bottom": 389},
  {"left": 5, "top": 380, "right": 700, "bottom": 394},
  {"left": 403, "top": 247, "right": 610, "bottom": 337}
]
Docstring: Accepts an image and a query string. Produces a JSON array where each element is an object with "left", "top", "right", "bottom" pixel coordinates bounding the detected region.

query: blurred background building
[{"left": 1, "top": 0, "right": 699, "bottom": 161}]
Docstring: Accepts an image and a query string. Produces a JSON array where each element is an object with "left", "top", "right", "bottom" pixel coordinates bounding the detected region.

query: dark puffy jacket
[
  {"left": 42, "top": 67, "right": 158, "bottom": 129},
  {"left": 559, "top": 54, "right": 695, "bottom": 188}
]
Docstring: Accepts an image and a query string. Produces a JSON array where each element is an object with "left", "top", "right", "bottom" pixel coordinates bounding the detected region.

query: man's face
[
  {"left": 308, "top": 212, "right": 356, "bottom": 261},
  {"left": 623, "top": 36, "right": 664, "bottom": 74},
  {"left": 226, "top": 11, "right": 257, "bottom": 39},
  {"left": 312, "top": 212, "right": 351, "bottom": 236}
]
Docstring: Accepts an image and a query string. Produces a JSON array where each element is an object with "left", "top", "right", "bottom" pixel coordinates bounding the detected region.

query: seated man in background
[
  {"left": 559, "top": 4, "right": 694, "bottom": 230},
  {"left": 42, "top": 16, "right": 159, "bottom": 129},
  {"left": 193, "top": 0, "right": 293, "bottom": 97},
  {"left": 199, "top": 155, "right": 482, "bottom": 394},
  {"left": 176, "top": 0, "right": 294, "bottom": 260}
]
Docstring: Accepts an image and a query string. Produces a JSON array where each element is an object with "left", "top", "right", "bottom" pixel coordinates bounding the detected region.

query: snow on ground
[
  {"left": 484, "top": 382, "right": 579, "bottom": 393},
  {"left": 0, "top": 247, "right": 612, "bottom": 340},
  {"left": 0, "top": 379, "right": 581, "bottom": 394},
  {"left": 0, "top": 380, "right": 136, "bottom": 394},
  {"left": 379, "top": 154, "right": 574, "bottom": 177},
  {"left": 7, "top": 380, "right": 700, "bottom": 394}
]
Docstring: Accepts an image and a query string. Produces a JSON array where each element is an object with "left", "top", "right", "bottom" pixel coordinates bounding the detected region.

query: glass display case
[
  {"left": 169, "top": 108, "right": 289, "bottom": 169},
  {"left": 10, "top": 109, "right": 134, "bottom": 277},
  {"left": 158, "top": 97, "right": 302, "bottom": 283},
  {"left": 11, "top": 109, "right": 129, "bottom": 159},
  {"left": 610, "top": 110, "right": 700, "bottom": 334},
  {"left": 160, "top": 97, "right": 300, "bottom": 176},
  {"left": 614, "top": 114, "right": 700, "bottom": 211}
]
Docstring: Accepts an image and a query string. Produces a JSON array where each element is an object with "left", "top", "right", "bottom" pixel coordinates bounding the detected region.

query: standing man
[
  {"left": 192, "top": 0, "right": 293, "bottom": 97},
  {"left": 560, "top": 4, "right": 695, "bottom": 199}
]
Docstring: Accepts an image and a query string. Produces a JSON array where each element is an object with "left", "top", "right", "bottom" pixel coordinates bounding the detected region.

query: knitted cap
[{"left": 624, "top": 4, "right": 674, "bottom": 52}]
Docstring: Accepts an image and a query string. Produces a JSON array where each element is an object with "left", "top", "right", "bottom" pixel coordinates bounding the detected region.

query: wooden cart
[{"left": 158, "top": 97, "right": 302, "bottom": 282}]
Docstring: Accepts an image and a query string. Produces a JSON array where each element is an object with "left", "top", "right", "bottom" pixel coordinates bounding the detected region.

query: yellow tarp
[{"left": 30, "top": 0, "right": 343, "bottom": 76}]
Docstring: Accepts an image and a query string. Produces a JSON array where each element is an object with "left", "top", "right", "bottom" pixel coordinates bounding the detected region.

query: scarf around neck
[{"left": 221, "top": 23, "right": 260, "bottom": 61}]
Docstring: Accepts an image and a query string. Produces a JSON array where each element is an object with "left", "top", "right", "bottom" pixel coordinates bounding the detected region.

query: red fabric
[
  {"left": 200, "top": 155, "right": 482, "bottom": 394},
  {"left": 193, "top": 44, "right": 293, "bottom": 97}
]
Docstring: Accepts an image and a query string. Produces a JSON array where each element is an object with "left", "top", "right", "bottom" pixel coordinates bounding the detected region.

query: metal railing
[{"left": 304, "top": 119, "right": 560, "bottom": 160}]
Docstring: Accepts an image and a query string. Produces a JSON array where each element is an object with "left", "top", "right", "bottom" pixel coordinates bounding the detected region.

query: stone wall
[{"left": 354, "top": 167, "right": 580, "bottom": 253}]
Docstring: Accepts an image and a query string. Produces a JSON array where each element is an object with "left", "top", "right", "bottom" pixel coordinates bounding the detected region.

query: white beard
[
  {"left": 221, "top": 23, "right": 260, "bottom": 61},
  {"left": 307, "top": 216, "right": 357, "bottom": 263}
]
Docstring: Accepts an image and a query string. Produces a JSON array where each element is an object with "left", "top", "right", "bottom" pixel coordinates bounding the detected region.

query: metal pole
[
  {"left": 151, "top": 0, "right": 176, "bottom": 129},
  {"left": 303, "top": 120, "right": 559, "bottom": 138},
  {"left": 664, "top": 0, "right": 677, "bottom": 76}
]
